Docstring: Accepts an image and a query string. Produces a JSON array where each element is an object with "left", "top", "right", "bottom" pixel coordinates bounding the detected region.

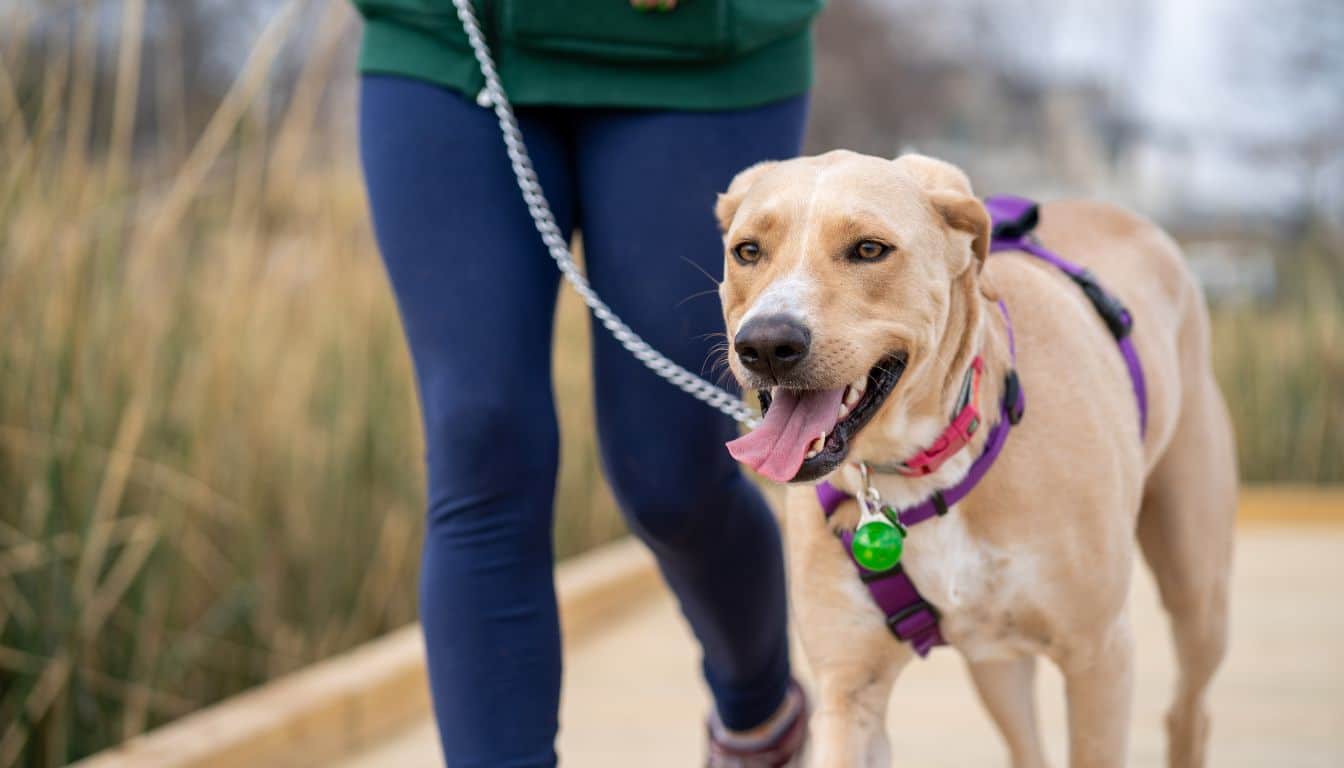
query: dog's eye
[
  {"left": 851, "top": 240, "right": 891, "bottom": 261},
  {"left": 732, "top": 241, "right": 762, "bottom": 265}
]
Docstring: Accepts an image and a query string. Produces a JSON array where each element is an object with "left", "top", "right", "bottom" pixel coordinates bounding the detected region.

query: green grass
[{"left": 0, "top": 5, "right": 1341, "bottom": 767}]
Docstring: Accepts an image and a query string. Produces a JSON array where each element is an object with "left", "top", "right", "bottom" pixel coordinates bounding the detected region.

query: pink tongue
[{"left": 726, "top": 388, "right": 846, "bottom": 482}]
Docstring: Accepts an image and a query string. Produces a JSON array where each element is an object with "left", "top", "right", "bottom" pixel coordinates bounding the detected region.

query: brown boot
[{"left": 706, "top": 680, "right": 808, "bottom": 767}]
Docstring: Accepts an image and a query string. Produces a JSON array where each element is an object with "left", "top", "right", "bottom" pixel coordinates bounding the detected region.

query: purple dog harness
[
  {"left": 815, "top": 195, "right": 1148, "bottom": 656},
  {"left": 987, "top": 196, "right": 1148, "bottom": 433}
]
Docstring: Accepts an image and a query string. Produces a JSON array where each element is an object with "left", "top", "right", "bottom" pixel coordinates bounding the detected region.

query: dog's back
[{"left": 1009, "top": 197, "right": 1238, "bottom": 767}]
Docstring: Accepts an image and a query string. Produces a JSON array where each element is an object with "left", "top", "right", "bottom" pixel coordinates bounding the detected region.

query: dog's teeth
[
  {"left": 838, "top": 402, "right": 850, "bottom": 419},
  {"left": 806, "top": 434, "right": 826, "bottom": 458},
  {"left": 843, "top": 385, "right": 863, "bottom": 407},
  {"left": 805, "top": 437, "right": 824, "bottom": 459}
]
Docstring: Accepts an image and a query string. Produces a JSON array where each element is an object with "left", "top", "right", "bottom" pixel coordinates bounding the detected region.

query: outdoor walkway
[{"left": 341, "top": 522, "right": 1343, "bottom": 767}]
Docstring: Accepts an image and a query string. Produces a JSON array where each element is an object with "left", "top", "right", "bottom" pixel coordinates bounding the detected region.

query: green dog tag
[{"left": 851, "top": 518, "right": 904, "bottom": 572}]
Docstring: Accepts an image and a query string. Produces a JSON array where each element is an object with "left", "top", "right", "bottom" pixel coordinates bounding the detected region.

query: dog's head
[{"left": 719, "top": 151, "right": 991, "bottom": 483}]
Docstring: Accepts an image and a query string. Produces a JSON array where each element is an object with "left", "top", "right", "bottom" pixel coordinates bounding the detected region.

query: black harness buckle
[
  {"left": 887, "top": 599, "right": 939, "bottom": 638},
  {"left": 990, "top": 203, "right": 1040, "bottom": 241},
  {"left": 931, "top": 490, "right": 949, "bottom": 517},
  {"left": 1003, "top": 370, "right": 1025, "bottom": 425},
  {"left": 1069, "top": 269, "right": 1134, "bottom": 340}
]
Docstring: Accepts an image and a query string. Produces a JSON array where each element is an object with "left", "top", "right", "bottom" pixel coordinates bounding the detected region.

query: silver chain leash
[{"left": 450, "top": 0, "right": 759, "bottom": 428}]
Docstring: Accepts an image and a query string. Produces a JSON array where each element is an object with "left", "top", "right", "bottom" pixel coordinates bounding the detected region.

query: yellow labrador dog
[{"left": 716, "top": 151, "right": 1236, "bottom": 768}]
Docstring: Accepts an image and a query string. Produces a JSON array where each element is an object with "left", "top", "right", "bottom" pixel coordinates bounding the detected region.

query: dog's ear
[
  {"left": 893, "top": 154, "right": 990, "bottom": 273},
  {"left": 931, "top": 191, "right": 991, "bottom": 274},
  {"left": 715, "top": 161, "right": 778, "bottom": 233}
]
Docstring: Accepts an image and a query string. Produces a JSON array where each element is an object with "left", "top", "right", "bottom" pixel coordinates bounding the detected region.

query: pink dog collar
[{"left": 893, "top": 357, "right": 984, "bottom": 477}]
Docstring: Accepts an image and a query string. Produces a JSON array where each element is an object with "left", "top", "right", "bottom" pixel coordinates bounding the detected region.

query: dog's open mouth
[{"left": 726, "top": 354, "right": 907, "bottom": 483}]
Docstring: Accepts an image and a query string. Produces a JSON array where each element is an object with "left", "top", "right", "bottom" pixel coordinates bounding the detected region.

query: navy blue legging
[{"left": 359, "top": 75, "right": 808, "bottom": 767}]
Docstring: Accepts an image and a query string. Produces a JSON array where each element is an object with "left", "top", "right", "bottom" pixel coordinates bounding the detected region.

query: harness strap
[
  {"left": 817, "top": 485, "right": 944, "bottom": 656},
  {"left": 986, "top": 195, "right": 1148, "bottom": 436}
]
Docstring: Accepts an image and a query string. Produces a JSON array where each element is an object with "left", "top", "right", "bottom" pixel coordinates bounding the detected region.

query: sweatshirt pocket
[{"left": 501, "top": 0, "right": 734, "bottom": 63}]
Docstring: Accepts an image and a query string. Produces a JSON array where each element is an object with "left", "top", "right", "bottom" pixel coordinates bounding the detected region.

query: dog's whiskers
[
  {"left": 679, "top": 256, "right": 722, "bottom": 287},
  {"left": 676, "top": 288, "right": 721, "bottom": 308},
  {"left": 711, "top": 363, "right": 738, "bottom": 389},
  {"left": 702, "top": 342, "right": 732, "bottom": 378}
]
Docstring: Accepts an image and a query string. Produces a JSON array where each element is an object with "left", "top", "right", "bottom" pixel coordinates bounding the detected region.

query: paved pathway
[{"left": 341, "top": 523, "right": 1344, "bottom": 767}]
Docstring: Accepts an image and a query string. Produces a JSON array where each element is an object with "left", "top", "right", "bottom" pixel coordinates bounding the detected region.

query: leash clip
[
  {"left": 856, "top": 463, "right": 880, "bottom": 517},
  {"left": 857, "top": 463, "right": 900, "bottom": 528},
  {"left": 852, "top": 462, "right": 906, "bottom": 572}
]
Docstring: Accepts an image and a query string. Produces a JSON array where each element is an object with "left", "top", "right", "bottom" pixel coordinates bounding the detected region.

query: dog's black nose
[{"left": 735, "top": 315, "right": 811, "bottom": 378}]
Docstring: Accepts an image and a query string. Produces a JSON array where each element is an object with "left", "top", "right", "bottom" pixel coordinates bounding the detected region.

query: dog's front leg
[
  {"left": 784, "top": 487, "right": 909, "bottom": 767},
  {"left": 967, "top": 656, "right": 1050, "bottom": 768},
  {"left": 1057, "top": 616, "right": 1135, "bottom": 768},
  {"left": 810, "top": 658, "right": 906, "bottom": 768}
]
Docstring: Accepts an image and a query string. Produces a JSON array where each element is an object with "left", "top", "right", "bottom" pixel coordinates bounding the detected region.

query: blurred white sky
[
  {"left": 3, "top": 0, "right": 1340, "bottom": 219},
  {"left": 881, "top": 0, "right": 1343, "bottom": 219},
  {"left": 1070, "top": 0, "right": 1341, "bottom": 219}
]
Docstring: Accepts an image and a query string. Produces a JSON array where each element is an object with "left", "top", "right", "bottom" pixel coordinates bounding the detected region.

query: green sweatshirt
[{"left": 352, "top": 0, "right": 823, "bottom": 110}]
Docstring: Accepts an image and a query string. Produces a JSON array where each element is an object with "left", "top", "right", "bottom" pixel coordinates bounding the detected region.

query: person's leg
[
  {"left": 360, "top": 74, "right": 575, "bottom": 767},
  {"left": 573, "top": 95, "right": 810, "bottom": 732}
]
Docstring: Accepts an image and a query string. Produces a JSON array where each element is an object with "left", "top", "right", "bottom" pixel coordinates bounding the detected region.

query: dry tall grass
[
  {"left": 0, "top": 4, "right": 625, "bottom": 765},
  {"left": 1210, "top": 231, "right": 1344, "bottom": 483},
  {"left": 0, "top": 2, "right": 1340, "bottom": 767}
]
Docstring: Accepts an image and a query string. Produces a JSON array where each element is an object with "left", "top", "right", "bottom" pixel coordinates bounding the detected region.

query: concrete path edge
[{"left": 71, "top": 537, "right": 661, "bottom": 768}]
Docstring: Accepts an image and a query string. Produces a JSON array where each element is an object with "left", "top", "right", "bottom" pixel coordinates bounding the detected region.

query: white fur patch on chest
[{"left": 901, "top": 508, "right": 1049, "bottom": 661}]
